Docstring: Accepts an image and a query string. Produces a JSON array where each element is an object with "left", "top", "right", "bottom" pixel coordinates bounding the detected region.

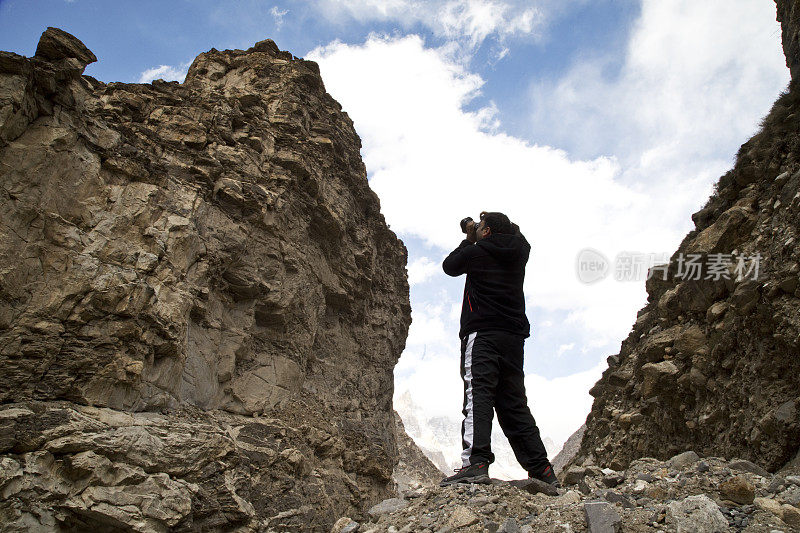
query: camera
[{"left": 460, "top": 217, "right": 475, "bottom": 233}]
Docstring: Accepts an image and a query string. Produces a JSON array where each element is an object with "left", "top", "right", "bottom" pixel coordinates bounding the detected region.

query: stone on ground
[
  {"left": 448, "top": 505, "right": 480, "bottom": 529},
  {"left": 331, "top": 517, "right": 360, "bottom": 533},
  {"left": 583, "top": 501, "right": 621, "bottom": 533},
  {"left": 666, "top": 494, "right": 729, "bottom": 533},
  {"left": 719, "top": 475, "right": 755, "bottom": 505},
  {"left": 369, "top": 498, "right": 409, "bottom": 520}
]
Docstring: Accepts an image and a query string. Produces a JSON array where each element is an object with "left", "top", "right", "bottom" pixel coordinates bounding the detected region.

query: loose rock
[
  {"left": 331, "top": 517, "right": 361, "bottom": 533},
  {"left": 447, "top": 506, "right": 479, "bottom": 529},
  {"left": 719, "top": 475, "right": 755, "bottom": 505},
  {"left": 369, "top": 499, "right": 409, "bottom": 520},
  {"left": 666, "top": 494, "right": 729, "bottom": 533},
  {"left": 583, "top": 501, "right": 621, "bottom": 533}
]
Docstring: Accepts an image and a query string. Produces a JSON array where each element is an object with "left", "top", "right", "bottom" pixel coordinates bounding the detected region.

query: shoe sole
[{"left": 439, "top": 474, "right": 491, "bottom": 487}]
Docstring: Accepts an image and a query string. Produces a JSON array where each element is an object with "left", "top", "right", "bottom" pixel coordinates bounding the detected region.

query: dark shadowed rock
[
  {"left": 778, "top": 0, "right": 800, "bottom": 80},
  {"left": 497, "top": 516, "right": 521, "bottom": 533},
  {"left": 728, "top": 458, "right": 770, "bottom": 477},
  {"left": 34, "top": 27, "right": 97, "bottom": 67},
  {"left": 507, "top": 477, "right": 560, "bottom": 497}
]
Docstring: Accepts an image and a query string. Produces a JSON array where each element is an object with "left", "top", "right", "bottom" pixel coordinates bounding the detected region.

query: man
[{"left": 439, "top": 211, "right": 559, "bottom": 487}]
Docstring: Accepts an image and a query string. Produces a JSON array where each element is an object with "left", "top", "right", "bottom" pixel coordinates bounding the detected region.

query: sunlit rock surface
[{"left": 0, "top": 27, "right": 411, "bottom": 531}]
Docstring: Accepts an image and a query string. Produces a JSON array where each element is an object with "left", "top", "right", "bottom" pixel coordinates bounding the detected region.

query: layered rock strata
[{"left": 0, "top": 27, "right": 410, "bottom": 531}]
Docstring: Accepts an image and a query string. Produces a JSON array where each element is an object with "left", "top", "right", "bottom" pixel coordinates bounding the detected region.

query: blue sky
[
  {"left": 0, "top": 0, "right": 638, "bottom": 129},
  {"left": 0, "top": 0, "right": 790, "bottom": 471}
]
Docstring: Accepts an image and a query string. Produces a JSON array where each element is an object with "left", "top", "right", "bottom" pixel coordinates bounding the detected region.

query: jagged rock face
[
  {"left": 575, "top": 4, "right": 800, "bottom": 474},
  {"left": 0, "top": 28, "right": 411, "bottom": 531},
  {"left": 778, "top": 0, "right": 800, "bottom": 81}
]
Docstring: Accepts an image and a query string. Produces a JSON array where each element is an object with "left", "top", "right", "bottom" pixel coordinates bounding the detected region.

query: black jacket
[{"left": 442, "top": 231, "right": 531, "bottom": 339}]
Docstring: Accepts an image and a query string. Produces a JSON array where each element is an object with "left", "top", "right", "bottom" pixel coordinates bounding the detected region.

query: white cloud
[
  {"left": 402, "top": 297, "right": 454, "bottom": 356},
  {"left": 493, "top": 45, "right": 510, "bottom": 63},
  {"left": 530, "top": 0, "right": 788, "bottom": 168},
  {"left": 309, "top": 33, "right": 658, "bottom": 347},
  {"left": 407, "top": 256, "right": 443, "bottom": 285},
  {"left": 394, "top": 296, "right": 464, "bottom": 421},
  {"left": 311, "top": 0, "right": 788, "bottom": 465},
  {"left": 270, "top": 6, "right": 288, "bottom": 29},
  {"left": 556, "top": 342, "right": 575, "bottom": 357},
  {"left": 308, "top": 1, "right": 788, "bottom": 348},
  {"left": 313, "top": 0, "right": 543, "bottom": 51},
  {"left": 137, "top": 62, "right": 192, "bottom": 84}
]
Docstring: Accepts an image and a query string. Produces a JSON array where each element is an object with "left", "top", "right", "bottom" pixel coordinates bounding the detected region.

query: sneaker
[
  {"left": 529, "top": 464, "right": 561, "bottom": 488},
  {"left": 439, "top": 461, "right": 490, "bottom": 486}
]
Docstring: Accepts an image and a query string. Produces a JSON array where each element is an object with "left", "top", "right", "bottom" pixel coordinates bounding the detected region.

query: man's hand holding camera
[
  {"left": 461, "top": 212, "right": 492, "bottom": 244},
  {"left": 465, "top": 220, "right": 477, "bottom": 243}
]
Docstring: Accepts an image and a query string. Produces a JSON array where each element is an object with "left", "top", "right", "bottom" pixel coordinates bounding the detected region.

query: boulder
[
  {"left": 497, "top": 517, "right": 521, "bottom": 533},
  {"left": 728, "top": 459, "right": 770, "bottom": 477},
  {"left": 448, "top": 505, "right": 480, "bottom": 529},
  {"left": 686, "top": 205, "right": 755, "bottom": 254},
  {"left": 719, "top": 475, "right": 755, "bottom": 505},
  {"left": 583, "top": 501, "right": 621, "bottom": 533},
  {"left": 667, "top": 451, "right": 700, "bottom": 470},
  {"left": 640, "top": 361, "right": 679, "bottom": 398},
  {"left": 673, "top": 324, "right": 708, "bottom": 355},
  {"left": 563, "top": 466, "right": 588, "bottom": 485},
  {"left": 331, "top": 517, "right": 360, "bottom": 533},
  {"left": 508, "top": 477, "right": 560, "bottom": 497},
  {"left": 34, "top": 27, "right": 97, "bottom": 67},
  {"left": 666, "top": 495, "right": 728, "bottom": 533}
]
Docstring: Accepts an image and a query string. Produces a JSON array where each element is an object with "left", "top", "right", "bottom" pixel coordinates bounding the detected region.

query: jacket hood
[{"left": 476, "top": 232, "right": 530, "bottom": 264}]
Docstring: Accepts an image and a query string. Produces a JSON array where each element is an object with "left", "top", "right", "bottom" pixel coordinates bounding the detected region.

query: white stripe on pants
[{"left": 461, "top": 332, "right": 477, "bottom": 467}]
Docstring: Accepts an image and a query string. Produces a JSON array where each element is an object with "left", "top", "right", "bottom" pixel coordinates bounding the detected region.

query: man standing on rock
[{"left": 439, "top": 212, "right": 559, "bottom": 487}]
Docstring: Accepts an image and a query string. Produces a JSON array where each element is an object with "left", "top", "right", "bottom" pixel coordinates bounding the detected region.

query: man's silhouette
[{"left": 439, "top": 211, "right": 559, "bottom": 487}]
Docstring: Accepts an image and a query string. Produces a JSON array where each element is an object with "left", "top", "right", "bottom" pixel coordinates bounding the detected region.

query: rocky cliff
[
  {"left": 0, "top": 27, "right": 411, "bottom": 531},
  {"left": 573, "top": 0, "right": 800, "bottom": 475}
]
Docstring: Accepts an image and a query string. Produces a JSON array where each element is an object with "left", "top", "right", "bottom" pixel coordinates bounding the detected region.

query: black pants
[{"left": 459, "top": 329, "right": 549, "bottom": 473}]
